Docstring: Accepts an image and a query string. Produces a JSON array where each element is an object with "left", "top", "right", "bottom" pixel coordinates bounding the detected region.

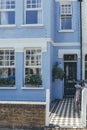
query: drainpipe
[{"left": 78, "top": 0, "right": 83, "bottom": 80}]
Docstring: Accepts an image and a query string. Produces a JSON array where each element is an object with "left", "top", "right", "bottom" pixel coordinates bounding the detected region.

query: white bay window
[
  {"left": 0, "top": 49, "right": 15, "bottom": 86},
  {"left": 25, "top": 48, "right": 42, "bottom": 87}
]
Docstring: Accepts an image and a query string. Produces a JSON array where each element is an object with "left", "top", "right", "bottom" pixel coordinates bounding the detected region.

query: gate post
[
  {"left": 81, "top": 88, "right": 87, "bottom": 127},
  {"left": 45, "top": 89, "right": 50, "bottom": 126}
]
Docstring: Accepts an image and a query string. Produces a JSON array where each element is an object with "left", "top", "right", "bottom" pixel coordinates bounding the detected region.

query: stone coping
[{"left": 0, "top": 101, "right": 46, "bottom": 105}]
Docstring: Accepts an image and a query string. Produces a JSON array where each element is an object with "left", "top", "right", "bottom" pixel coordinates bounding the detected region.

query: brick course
[{"left": 0, "top": 103, "right": 46, "bottom": 128}]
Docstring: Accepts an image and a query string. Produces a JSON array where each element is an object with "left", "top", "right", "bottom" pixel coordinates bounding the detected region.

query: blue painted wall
[
  {"left": 0, "top": 43, "right": 53, "bottom": 102},
  {"left": 0, "top": 0, "right": 54, "bottom": 39},
  {"left": 54, "top": 1, "right": 80, "bottom": 43},
  {"left": 0, "top": 0, "right": 81, "bottom": 102}
]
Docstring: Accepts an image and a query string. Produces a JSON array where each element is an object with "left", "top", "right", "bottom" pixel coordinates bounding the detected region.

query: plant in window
[
  {"left": 0, "top": 78, "right": 15, "bottom": 86},
  {"left": 52, "top": 62, "right": 64, "bottom": 81},
  {"left": 25, "top": 74, "right": 42, "bottom": 87}
]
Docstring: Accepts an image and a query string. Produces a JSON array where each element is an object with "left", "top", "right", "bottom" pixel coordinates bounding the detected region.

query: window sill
[
  {"left": 21, "top": 24, "right": 44, "bottom": 28},
  {"left": 0, "top": 25, "right": 16, "bottom": 28},
  {"left": 0, "top": 86, "right": 16, "bottom": 89},
  {"left": 22, "top": 86, "right": 44, "bottom": 90},
  {"left": 59, "top": 30, "right": 74, "bottom": 33}
]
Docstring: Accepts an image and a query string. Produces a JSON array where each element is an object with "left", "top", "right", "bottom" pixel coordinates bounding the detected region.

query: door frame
[{"left": 64, "top": 54, "right": 77, "bottom": 96}]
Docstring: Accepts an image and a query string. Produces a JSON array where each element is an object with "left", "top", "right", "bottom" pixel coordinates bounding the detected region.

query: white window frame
[
  {"left": 0, "top": 49, "right": 15, "bottom": 67},
  {"left": 60, "top": 2, "right": 72, "bottom": 31},
  {"left": 0, "top": 0, "right": 15, "bottom": 26},
  {"left": 0, "top": 48, "right": 15, "bottom": 87},
  {"left": 24, "top": 0, "right": 43, "bottom": 25},
  {"left": 85, "top": 54, "right": 87, "bottom": 80},
  {"left": 24, "top": 48, "right": 42, "bottom": 88}
]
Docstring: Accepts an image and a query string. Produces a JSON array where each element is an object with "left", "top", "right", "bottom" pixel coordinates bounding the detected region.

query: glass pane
[
  {"left": 26, "top": 61, "right": 30, "bottom": 66},
  {"left": 85, "top": 55, "right": 87, "bottom": 61},
  {"left": 11, "top": 1, "right": 15, "bottom": 8},
  {"left": 6, "top": 1, "right": 10, "bottom": 9},
  {"left": 85, "top": 71, "right": 87, "bottom": 80},
  {"left": 0, "top": 68, "right": 15, "bottom": 85},
  {"left": 0, "top": 50, "right": 4, "bottom": 55},
  {"left": 0, "top": 0, "right": 15, "bottom": 9},
  {"left": 26, "top": 55, "right": 30, "bottom": 60},
  {"left": 26, "top": 50, "right": 30, "bottom": 54},
  {"left": 10, "top": 56, "right": 14, "bottom": 60},
  {"left": 32, "top": 0, "right": 36, "bottom": 4},
  {"left": 26, "top": 11, "right": 37, "bottom": 24},
  {"left": 31, "top": 50, "right": 35, "bottom": 54},
  {"left": 0, "top": 61, "right": 4, "bottom": 66},
  {"left": 5, "top": 61, "right": 9, "bottom": 66},
  {"left": 61, "top": 16, "right": 72, "bottom": 29},
  {"left": 27, "top": 0, "right": 31, "bottom": 4},
  {"left": 5, "top": 50, "right": 9, "bottom": 55},
  {"left": 8, "top": 11, "right": 15, "bottom": 24},
  {"left": 25, "top": 68, "right": 41, "bottom": 76},
  {"left": 85, "top": 63, "right": 87, "bottom": 70},
  {"left": 0, "top": 56, "right": 3, "bottom": 60},
  {"left": 64, "top": 55, "right": 77, "bottom": 61},
  {"left": 5, "top": 56, "right": 9, "bottom": 60},
  {"left": 10, "top": 60, "right": 14, "bottom": 65},
  {"left": 37, "top": 0, "right": 41, "bottom": 7},
  {"left": 0, "top": 11, "right": 15, "bottom": 25}
]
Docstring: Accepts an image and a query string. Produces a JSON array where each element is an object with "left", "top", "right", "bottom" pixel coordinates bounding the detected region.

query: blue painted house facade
[{"left": 0, "top": 0, "right": 81, "bottom": 126}]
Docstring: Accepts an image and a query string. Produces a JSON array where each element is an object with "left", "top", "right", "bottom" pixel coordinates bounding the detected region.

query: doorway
[{"left": 64, "top": 54, "right": 77, "bottom": 97}]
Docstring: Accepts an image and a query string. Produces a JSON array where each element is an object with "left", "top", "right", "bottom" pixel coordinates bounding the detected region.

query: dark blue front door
[{"left": 64, "top": 55, "right": 77, "bottom": 97}]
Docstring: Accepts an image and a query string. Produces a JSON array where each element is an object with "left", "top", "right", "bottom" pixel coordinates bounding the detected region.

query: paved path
[{"left": 49, "top": 98, "right": 83, "bottom": 128}]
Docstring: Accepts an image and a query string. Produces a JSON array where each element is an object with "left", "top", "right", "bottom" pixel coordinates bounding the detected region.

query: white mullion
[
  {"left": 30, "top": 49, "right": 31, "bottom": 66},
  {"left": 9, "top": 50, "right": 10, "bottom": 66},
  {"left": 36, "top": 0, "right": 37, "bottom": 8},
  {"left": 0, "top": 8, "right": 15, "bottom": 11},
  {"left": 30, "top": 0, "right": 31, "bottom": 8},
  {"left": 3, "top": 50, "right": 5, "bottom": 67},
  {"left": 26, "top": 7, "right": 41, "bottom": 11},
  {"left": 9, "top": 0, "right": 10, "bottom": 8},
  {"left": 5, "top": 0, "right": 6, "bottom": 9},
  {"left": 25, "top": 65, "right": 41, "bottom": 68},
  {"left": 24, "top": 0, "right": 26, "bottom": 24},
  {"left": 24, "top": 49, "right": 26, "bottom": 84}
]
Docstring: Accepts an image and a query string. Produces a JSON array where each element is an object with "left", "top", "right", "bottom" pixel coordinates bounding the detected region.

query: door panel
[{"left": 64, "top": 62, "right": 77, "bottom": 96}]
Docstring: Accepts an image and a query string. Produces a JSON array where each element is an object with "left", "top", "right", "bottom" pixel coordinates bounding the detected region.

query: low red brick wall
[{"left": 0, "top": 102, "right": 46, "bottom": 128}]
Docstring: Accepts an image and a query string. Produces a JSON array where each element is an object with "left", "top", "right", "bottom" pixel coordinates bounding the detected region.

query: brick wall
[{"left": 0, "top": 103, "right": 46, "bottom": 128}]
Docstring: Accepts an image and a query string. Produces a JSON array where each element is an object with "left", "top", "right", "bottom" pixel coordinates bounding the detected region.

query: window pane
[
  {"left": 5, "top": 61, "right": 9, "bottom": 66},
  {"left": 61, "top": 16, "right": 72, "bottom": 29},
  {"left": 85, "top": 55, "right": 87, "bottom": 61},
  {"left": 0, "top": 68, "right": 15, "bottom": 86},
  {"left": 0, "top": 11, "right": 15, "bottom": 25},
  {"left": 25, "top": 68, "right": 41, "bottom": 76},
  {"left": 8, "top": 11, "right": 15, "bottom": 24},
  {"left": 0, "top": 50, "right": 4, "bottom": 55},
  {"left": 26, "top": 0, "right": 41, "bottom": 8},
  {"left": 25, "top": 48, "right": 42, "bottom": 86},
  {"left": 26, "top": 11, "right": 37, "bottom": 24},
  {"left": 0, "top": 61, "right": 4, "bottom": 66},
  {"left": 85, "top": 70, "right": 87, "bottom": 80},
  {"left": 10, "top": 61, "right": 14, "bottom": 65},
  {"left": 61, "top": 4, "right": 72, "bottom": 14},
  {"left": 0, "top": 68, "right": 15, "bottom": 77},
  {"left": 0, "top": 49, "right": 15, "bottom": 66},
  {"left": 0, "top": 56, "right": 3, "bottom": 60},
  {"left": 5, "top": 56, "right": 9, "bottom": 60},
  {"left": 0, "top": 0, "right": 15, "bottom": 9}
]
